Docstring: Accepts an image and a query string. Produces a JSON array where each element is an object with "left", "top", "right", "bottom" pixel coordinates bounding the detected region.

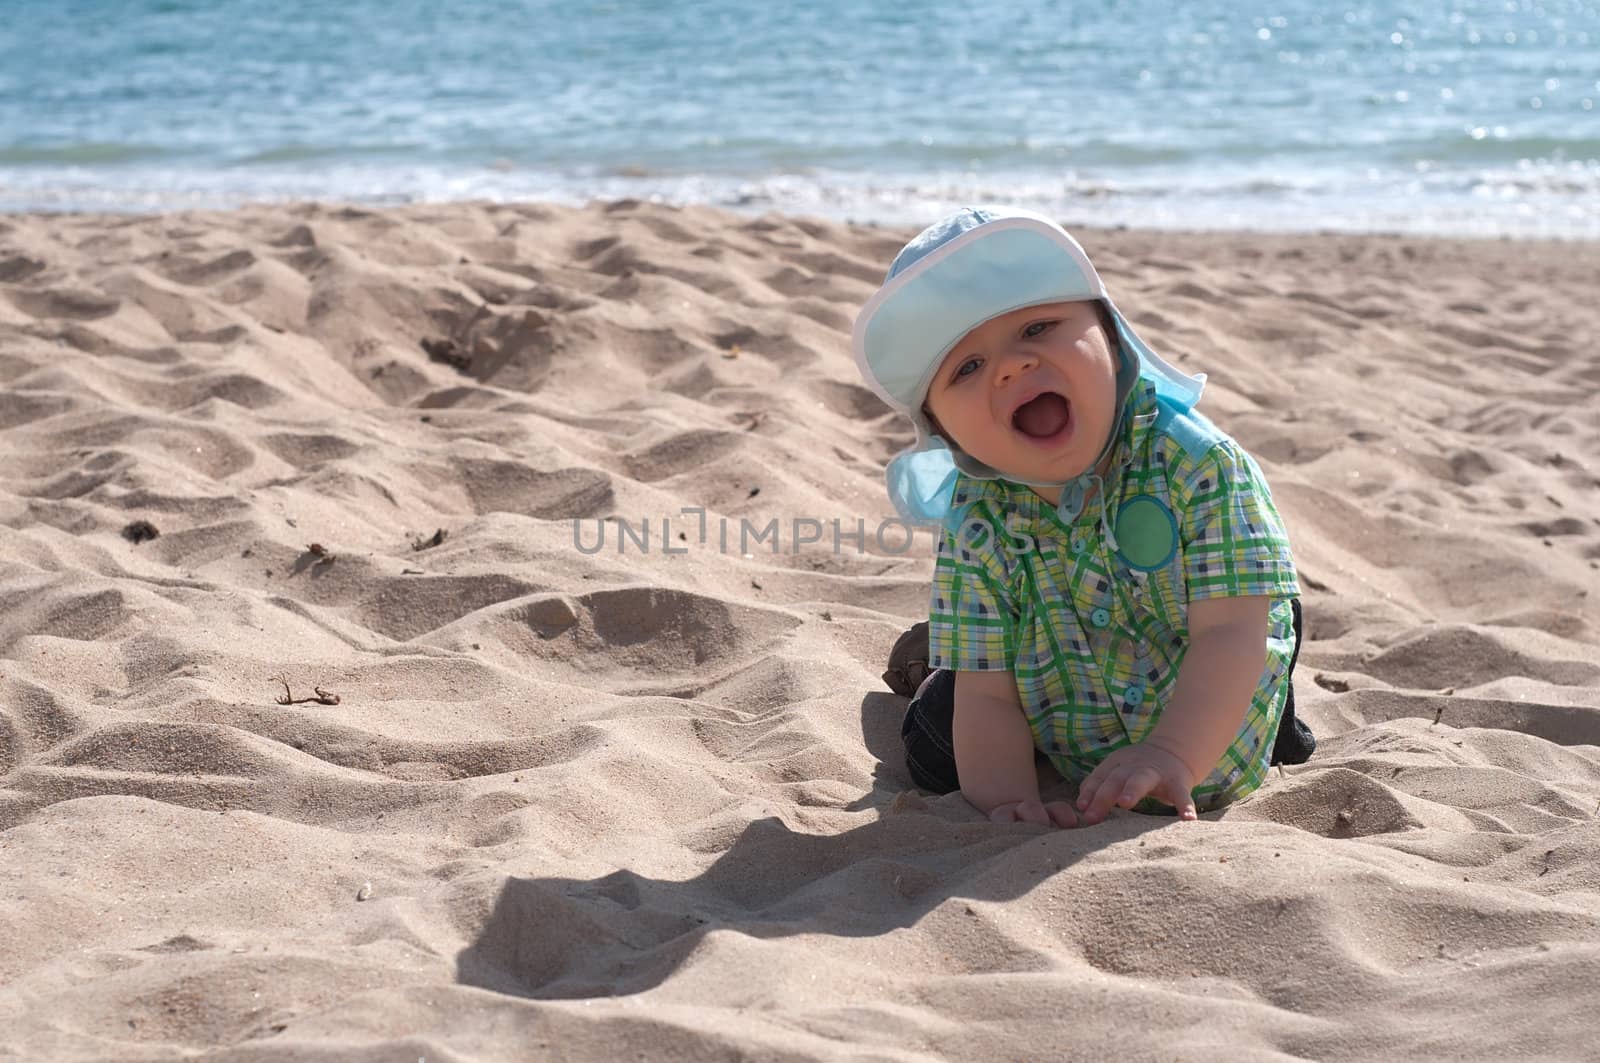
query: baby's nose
[{"left": 995, "top": 350, "right": 1038, "bottom": 383}]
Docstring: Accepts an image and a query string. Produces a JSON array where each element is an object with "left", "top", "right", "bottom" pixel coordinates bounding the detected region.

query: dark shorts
[{"left": 884, "top": 598, "right": 1316, "bottom": 795}]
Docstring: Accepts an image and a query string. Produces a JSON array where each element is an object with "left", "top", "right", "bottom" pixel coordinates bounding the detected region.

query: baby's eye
[
  {"left": 953, "top": 357, "right": 983, "bottom": 379},
  {"left": 1022, "top": 320, "right": 1056, "bottom": 338}
]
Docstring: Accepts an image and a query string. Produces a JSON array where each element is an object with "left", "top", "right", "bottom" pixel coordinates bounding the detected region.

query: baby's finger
[
  {"left": 1161, "top": 782, "right": 1198, "bottom": 821},
  {"left": 1014, "top": 800, "right": 1051, "bottom": 826},
  {"left": 1073, "top": 771, "right": 1104, "bottom": 817},
  {"left": 1114, "top": 765, "right": 1163, "bottom": 810},
  {"left": 1135, "top": 765, "right": 1197, "bottom": 821},
  {"left": 988, "top": 803, "right": 1021, "bottom": 824},
  {"left": 1044, "top": 801, "right": 1080, "bottom": 829},
  {"left": 1074, "top": 758, "right": 1120, "bottom": 813},
  {"left": 1079, "top": 764, "right": 1136, "bottom": 823}
]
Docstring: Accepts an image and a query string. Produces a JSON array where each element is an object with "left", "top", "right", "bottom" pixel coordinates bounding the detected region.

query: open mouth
[{"left": 1011, "top": 391, "right": 1072, "bottom": 441}]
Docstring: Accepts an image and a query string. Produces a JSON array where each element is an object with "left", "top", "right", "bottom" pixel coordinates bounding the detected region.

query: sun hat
[{"left": 851, "top": 206, "right": 1206, "bottom": 527}]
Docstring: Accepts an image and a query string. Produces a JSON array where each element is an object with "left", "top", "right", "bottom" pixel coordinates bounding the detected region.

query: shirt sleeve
[
  {"left": 927, "top": 509, "right": 1019, "bottom": 672},
  {"left": 1173, "top": 439, "right": 1300, "bottom": 602}
]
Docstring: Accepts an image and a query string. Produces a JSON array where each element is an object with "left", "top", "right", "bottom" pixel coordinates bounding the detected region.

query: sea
[{"left": 3, "top": 0, "right": 1598, "bottom": 237}]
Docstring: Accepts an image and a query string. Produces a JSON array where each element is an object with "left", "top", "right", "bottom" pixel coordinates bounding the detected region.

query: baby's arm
[
  {"left": 954, "top": 670, "right": 1079, "bottom": 827},
  {"left": 1144, "top": 594, "right": 1270, "bottom": 777},
  {"left": 1074, "top": 595, "right": 1269, "bottom": 824}
]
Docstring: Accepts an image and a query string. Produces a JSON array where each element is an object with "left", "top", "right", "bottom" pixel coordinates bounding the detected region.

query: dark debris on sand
[
  {"left": 411, "top": 528, "right": 448, "bottom": 551},
  {"left": 421, "top": 336, "right": 470, "bottom": 370},
  {"left": 122, "top": 520, "right": 160, "bottom": 544}
]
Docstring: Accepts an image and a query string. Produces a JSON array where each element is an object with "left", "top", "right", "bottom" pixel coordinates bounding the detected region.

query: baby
[{"left": 853, "top": 207, "right": 1314, "bottom": 827}]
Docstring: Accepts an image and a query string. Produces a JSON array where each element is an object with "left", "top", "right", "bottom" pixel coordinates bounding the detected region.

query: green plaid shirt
[{"left": 928, "top": 377, "right": 1300, "bottom": 810}]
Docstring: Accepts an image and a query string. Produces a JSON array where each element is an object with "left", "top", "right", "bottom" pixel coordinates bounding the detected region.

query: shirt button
[
  {"left": 1124, "top": 683, "right": 1146, "bottom": 708},
  {"left": 1090, "top": 608, "right": 1111, "bottom": 628},
  {"left": 1070, "top": 532, "right": 1088, "bottom": 553}
]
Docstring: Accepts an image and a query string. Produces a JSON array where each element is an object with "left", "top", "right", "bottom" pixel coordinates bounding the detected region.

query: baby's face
[{"left": 923, "top": 300, "right": 1119, "bottom": 496}]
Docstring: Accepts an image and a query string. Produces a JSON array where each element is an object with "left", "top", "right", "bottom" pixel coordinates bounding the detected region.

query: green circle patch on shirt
[{"left": 1115, "top": 494, "right": 1178, "bottom": 571}]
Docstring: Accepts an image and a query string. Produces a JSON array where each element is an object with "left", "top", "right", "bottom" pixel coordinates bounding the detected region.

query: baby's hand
[
  {"left": 1075, "top": 740, "right": 1199, "bottom": 825},
  {"left": 988, "top": 799, "right": 1080, "bottom": 828}
]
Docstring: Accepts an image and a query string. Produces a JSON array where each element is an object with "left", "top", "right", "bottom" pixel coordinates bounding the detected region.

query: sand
[{"left": 2, "top": 200, "right": 1599, "bottom": 1062}]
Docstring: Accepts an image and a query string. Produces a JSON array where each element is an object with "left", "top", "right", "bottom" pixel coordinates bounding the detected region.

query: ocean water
[{"left": 3, "top": 0, "right": 1598, "bottom": 236}]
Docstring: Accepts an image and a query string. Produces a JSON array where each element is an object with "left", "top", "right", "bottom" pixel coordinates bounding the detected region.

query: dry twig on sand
[{"left": 272, "top": 676, "right": 341, "bottom": 706}]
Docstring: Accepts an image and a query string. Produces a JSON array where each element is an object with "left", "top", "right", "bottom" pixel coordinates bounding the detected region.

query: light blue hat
[{"left": 851, "top": 206, "right": 1206, "bottom": 527}]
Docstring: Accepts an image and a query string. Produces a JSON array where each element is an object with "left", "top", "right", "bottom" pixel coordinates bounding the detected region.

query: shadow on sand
[{"left": 455, "top": 691, "right": 1161, "bottom": 1000}]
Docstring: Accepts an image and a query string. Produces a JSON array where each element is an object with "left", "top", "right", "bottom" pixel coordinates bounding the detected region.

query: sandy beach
[{"left": 3, "top": 200, "right": 1599, "bottom": 1061}]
